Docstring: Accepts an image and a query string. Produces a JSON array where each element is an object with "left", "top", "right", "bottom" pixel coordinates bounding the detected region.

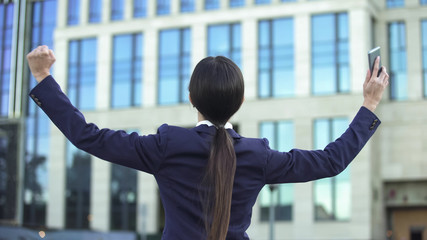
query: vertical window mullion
[
  {"left": 131, "top": 34, "right": 136, "bottom": 106},
  {"left": 178, "top": 30, "right": 184, "bottom": 103},
  {"left": 269, "top": 20, "right": 274, "bottom": 97}
]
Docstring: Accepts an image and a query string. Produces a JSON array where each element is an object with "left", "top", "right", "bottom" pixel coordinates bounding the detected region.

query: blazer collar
[{"left": 193, "top": 124, "right": 242, "bottom": 139}]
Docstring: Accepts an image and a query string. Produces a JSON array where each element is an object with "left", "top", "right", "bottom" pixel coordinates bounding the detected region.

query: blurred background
[{"left": 0, "top": 0, "right": 427, "bottom": 239}]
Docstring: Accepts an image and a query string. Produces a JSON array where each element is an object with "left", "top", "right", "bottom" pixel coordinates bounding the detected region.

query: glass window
[
  {"left": 386, "top": 0, "right": 404, "bottom": 8},
  {"left": 255, "top": 0, "right": 271, "bottom": 4},
  {"left": 181, "top": 0, "right": 195, "bottom": 12},
  {"left": 313, "top": 118, "right": 350, "bottom": 221},
  {"left": 110, "top": 129, "right": 138, "bottom": 230},
  {"left": 158, "top": 28, "right": 191, "bottom": 105},
  {"left": 259, "top": 121, "right": 294, "bottom": 221},
  {"left": 157, "top": 0, "right": 171, "bottom": 15},
  {"left": 229, "top": 0, "right": 244, "bottom": 8},
  {"left": 65, "top": 143, "right": 91, "bottom": 229},
  {"left": 89, "top": 0, "right": 101, "bottom": 23},
  {"left": 67, "top": 0, "right": 79, "bottom": 25},
  {"left": 0, "top": 3, "right": 13, "bottom": 117},
  {"left": 422, "top": 0, "right": 427, "bottom": 5},
  {"left": 134, "top": 0, "right": 147, "bottom": 18},
  {"left": 205, "top": 0, "right": 219, "bottom": 10},
  {"left": 423, "top": 20, "right": 427, "bottom": 97},
  {"left": 258, "top": 18, "right": 294, "bottom": 98},
  {"left": 312, "top": 13, "right": 349, "bottom": 95},
  {"left": 111, "top": 0, "right": 124, "bottom": 21},
  {"left": 281, "top": 0, "right": 296, "bottom": 2},
  {"left": 24, "top": 0, "right": 57, "bottom": 227},
  {"left": 112, "top": 33, "right": 143, "bottom": 108},
  {"left": 68, "top": 38, "right": 97, "bottom": 110},
  {"left": 388, "top": 22, "right": 407, "bottom": 100},
  {"left": 208, "top": 23, "right": 241, "bottom": 67}
]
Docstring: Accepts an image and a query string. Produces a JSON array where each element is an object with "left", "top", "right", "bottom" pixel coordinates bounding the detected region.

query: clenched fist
[{"left": 27, "top": 45, "right": 56, "bottom": 83}]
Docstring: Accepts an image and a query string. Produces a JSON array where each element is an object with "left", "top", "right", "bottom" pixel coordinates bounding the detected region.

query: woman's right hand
[
  {"left": 362, "top": 56, "right": 389, "bottom": 112},
  {"left": 27, "top": 45, "right": 56, "bottom": 83}
]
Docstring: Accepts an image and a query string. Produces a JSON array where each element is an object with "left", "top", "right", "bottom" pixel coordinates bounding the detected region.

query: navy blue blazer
[{"left": 30, "top": 76, "right": 381, "bottom": 239}]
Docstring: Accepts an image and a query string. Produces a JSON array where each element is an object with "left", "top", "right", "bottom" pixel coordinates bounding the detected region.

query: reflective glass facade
[
  {"left": 313, "top": 118, "right": 350, "bottom": 221},
  {"left": 258, "top": 18, "right": 294, "bottom": 98},
  {"left": 312, "top": 13, "right": 349, "bottom": 95},
  {"left": 67, "top": 0, "right": 80, "bottom": 25},
  {"left": 387, "top": 0, "right": 404, "bottom": 8},
  {"left": 68, "top": 38, "right": 97, "bottom": 110},
  {"left": 65, "top": 143, "right": 92, "bottom": 229},
  {"left": 229, "top": 0, "right": 245, "bottom": 8},
  {"left": 0, "top": 3, "right": 13, "bottom": 117},
  {"left": 158, "top": 28, "right": 191, "bottom": 105},
  {"left": 24, "top": 0, "right": 57, "bottom": 227},
  {"left": 157, "top": 0, "right": 171, "bottom": 15},
  {"left": 422, "top": 20, "right": 427, "bottom": 97},
  {"left": 181, "top": 0, "right": 195, "bottom": 12},
  {"left": 255, "top": 0, "right": 271, "bottom": 4},
  {"left": 205, "top": 0, "right": 219, "bottom": 10},
  {"left": 111, "top": 0, "right": 124, "bottom": 21},
  {"left": 134, "top": 0, "right": 147, "bottom": 18},
  {"left": 259, "top": 121, "right": 294, "bottom": 221},
  {"left": 89, "top": 0, "right": 102, "bottom": 23},
  {"left": 389, "top": 22, "right": 407, "bottom": 100},
  {"left": 208, "top": 23, "right": 241, "bottom": 67},
  {"left": 112, "top": 33, "right": 143, "bottom": 108}
]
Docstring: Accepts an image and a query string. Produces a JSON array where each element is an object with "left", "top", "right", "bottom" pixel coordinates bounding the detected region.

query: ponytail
[{"left": 202, "top": 126, "right": 236, "bottom": 240}]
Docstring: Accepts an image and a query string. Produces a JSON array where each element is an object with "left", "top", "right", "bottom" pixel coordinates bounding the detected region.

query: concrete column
[
  {"left": 47, "top": 131, "right": 67, "bottom": 229},
  {"left": 96, "top": 34, "right": 112, "bottom": 110},
  {"left": 81, "top": 0, "right": 89, "bottom": 24},
  {"left": 90, "top": 159, "right": 111, "bottom": 231},
  {"left": 125, "top": 0, "right": 133, "bottom": 20},
  {"left": 241, "top": 18, "right": 258, "bottom": 100},
  {"left": 147, "top": 0, "right": 156, "bottom": 17},
  {"left": 294, "top": 13, "right": 310, "bottom": 97},
  {"left": 103, "top": 0, "right": 112, "bottom": 22},
  {"left": 171, "top": 0, "right": 179, "bottom": 14},
  {"left": 349, "top": 9, "right": 372, "bottom": 93},
  {"left": 137, "top": 171, "right": 159, "bottom": 234},
  {"left": 143, "top": 28, "right": 159, "bottom": 107},
  {"left": 406, "top": 18, "right": 423, "bottom": 100},
  {"left": 191, "top": 22, "right": 207, "bottom": 69},
  {"left": 57, "top": 0, "right": 67, "bottom": 28},
  {"left": 406, "top": 0, "right": 419, "bottom": 7},
  {"left": 220, "top": 0, "right": 228, "bottom": 9}
]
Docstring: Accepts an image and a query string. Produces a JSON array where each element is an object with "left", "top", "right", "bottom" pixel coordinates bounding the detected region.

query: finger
[
  {"left": 49, "top": 49, "right": 55, "bottom": 59},
  {"left": 364, "top": 69, "right": 370, "bottom": 85},
  {"left": 372, "top": 56, "right": 380, "bottom": 79}
]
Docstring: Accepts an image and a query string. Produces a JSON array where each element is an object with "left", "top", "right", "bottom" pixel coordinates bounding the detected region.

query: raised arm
[
  {"left": 27, "top": 46, "right": 165, "bottom": 174},
  {"left": 265, "top": 56, "right": 389, "bottom": 184}
]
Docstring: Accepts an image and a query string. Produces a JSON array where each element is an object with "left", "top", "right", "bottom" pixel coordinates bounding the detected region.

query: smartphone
[{"left": 368, "top": 46, "right": 382, "bottom": 77}]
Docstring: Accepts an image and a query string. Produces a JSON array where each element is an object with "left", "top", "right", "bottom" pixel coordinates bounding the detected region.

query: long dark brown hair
[{"left": 189, "top": 56, "right": 244, "bottom": 240}]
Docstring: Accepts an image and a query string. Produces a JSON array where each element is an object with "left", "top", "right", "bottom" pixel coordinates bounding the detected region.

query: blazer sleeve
[
  {"left": 265, "top": 106, "right": 380, "bottom": 184},
  {"left": 29, "top": 75, "right": 165, "bottom": 174}
]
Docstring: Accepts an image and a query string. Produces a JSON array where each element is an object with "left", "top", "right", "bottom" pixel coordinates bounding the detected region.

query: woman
[{"left": 27, "top": 45, "right": 388, "bottom": 240}]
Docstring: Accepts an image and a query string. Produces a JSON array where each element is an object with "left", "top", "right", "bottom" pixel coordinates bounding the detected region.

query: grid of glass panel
[
  {"left": 134, "top": 0, "right": 147, "bottom": 18},
  {"left": 157, "top": 0, "right": 171, "bottom": 15},
  {"left": 259, "top": 121, "right": 294, "bottom": 221},
  {"left": 255, "top": 0, "right": 271, "bottom": 4},
  {"left": 389, "top": 22, "right": 407, "bottom": 100},
  {"left": 208, "top": 23, "right": 241, "bottom": 67},
  {"left": 0, "top": 3, "right": 13, "bottom": 117},
  {"left": 89, "top": 0, "right": 101, "bottom": 23},
  {"left": 313, "top": 118, "right": 350, "bottom": 221},
  {"left": 181, "top": 0, "right": 195, "bottom": 12},
  {"left": 422, "top": 20, "right": 427, "bottom": 97},
  {"left": 65, "top": 143, "right": 92, "bottom": 229},
  {"left": 24, "top": 0, "right": 57, "bottom": 227},
  {"left": 158, "top": 28, "right": 191, "bottom": 105},
  {"left": 112, "top": 33, "right": 143, "bottom": 108},
  {"left": 111, "top": 0, "right": 124, "bottom": 21},
  {"left": 230, "top": 0, "right": 245, "bottom": 8},
  {"left": 68, "top": 38, "right": 97, "bottom": 110},
  {"left": 422, "top": 0, "right": 427, "bottom": 4},
  {"left": 67, "top": 0, "right": 79, "bottom": 25},
  {"left": 110, "top": 129, "right": 138, "bottom": 230},
  {"left": 312, "top": 13, "right": 349, "bottom": 95},
  {"left": 258, "top": 18, "right": 294, "bottom": 98},
  {"left": 386, "top": 0, "right": 404, "bottom": 8},
  {"left": 205, "top": 0, "right": 220, "bottom": 10}
]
